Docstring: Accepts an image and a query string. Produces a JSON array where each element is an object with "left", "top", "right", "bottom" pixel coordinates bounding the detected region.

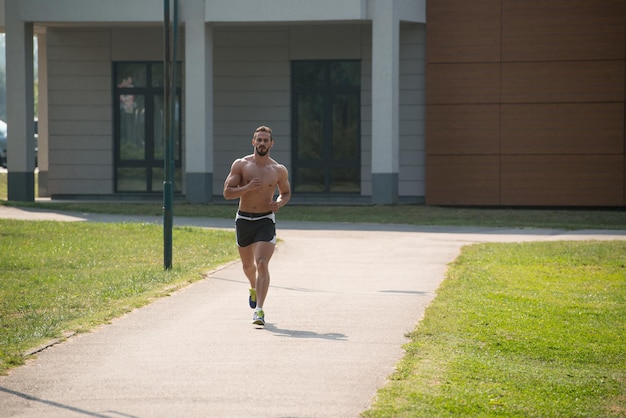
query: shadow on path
[
  {"left": 0, "top": 387, "right": 137, "bottom": 418},
  {"left": 263, "top": 324, "right": 348, "bottom": 341}
]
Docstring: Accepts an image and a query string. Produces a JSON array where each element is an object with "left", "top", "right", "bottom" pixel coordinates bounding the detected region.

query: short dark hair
[{"left": 254, "top": 125, "right": 273, "bottom": 140}]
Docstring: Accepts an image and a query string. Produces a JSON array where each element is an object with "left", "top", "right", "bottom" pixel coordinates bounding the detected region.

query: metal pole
[
  {"left": 163, "top": 0, "right": 173, "bottom": 270},
  {"left": 165, "top": 0, "right": 179, "bottom": 270}
]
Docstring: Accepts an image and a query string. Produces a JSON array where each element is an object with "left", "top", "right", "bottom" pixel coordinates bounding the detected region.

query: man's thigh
[
  {"left": 253, "top": 241, "right": 275, "bottom": 263},
  {"left": 238, "top": 245, "right": 255, "bottom": 265}
]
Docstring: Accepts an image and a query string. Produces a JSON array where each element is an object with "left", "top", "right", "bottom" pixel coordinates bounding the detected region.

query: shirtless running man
[{"left": 223, "top": 125, "right": 291, "bottom": 325}]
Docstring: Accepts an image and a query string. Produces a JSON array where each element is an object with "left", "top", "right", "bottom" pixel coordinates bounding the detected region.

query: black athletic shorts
[{"left": 235, "top": 211, "right": 276, "bottom": 247}]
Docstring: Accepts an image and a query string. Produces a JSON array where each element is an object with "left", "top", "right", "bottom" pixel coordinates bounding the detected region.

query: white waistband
[{"left": 235, "top": 212, "right": 276, "bottom": 222}]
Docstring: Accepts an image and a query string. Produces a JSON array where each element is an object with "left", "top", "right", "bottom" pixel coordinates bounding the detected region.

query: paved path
[{"left": 0, "top": 206, "right": 624, "bottom": 417}]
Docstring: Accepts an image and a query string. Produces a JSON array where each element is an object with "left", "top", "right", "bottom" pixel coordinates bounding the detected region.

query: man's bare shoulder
[
  {"left": 269, "top": 157, "right": 288, "bottom": 172},
  {"left": 231, "top": 154, "right": 254, "bottom": 167}
]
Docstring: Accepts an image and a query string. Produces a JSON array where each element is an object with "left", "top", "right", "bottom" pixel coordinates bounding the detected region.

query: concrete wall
[
  {"left": 212, "top": 25, "right": 292, "bottom": 194},
  {"left": 399, "top": 22, "right": 425, "bottom": 197},
  {"left": 46, "top": 28, "right": 114, "bottom": 196}
]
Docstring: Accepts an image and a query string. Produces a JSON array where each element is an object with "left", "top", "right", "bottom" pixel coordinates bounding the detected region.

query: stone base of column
[
  {"left": 37, "top": 170, "right": 49, "bottom": 197},
  {"left": 8, "top": 171, "right": 35, "bottom": 201},
  {"left": 185, "top": 172, "right": 213, "bottom": 203},
  {"left": 371, "top": 172, "right": 398, "bottom": 205}
]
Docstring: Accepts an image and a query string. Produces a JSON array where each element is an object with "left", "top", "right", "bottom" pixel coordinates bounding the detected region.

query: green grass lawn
[
  {"left": 0, "top": 219, "right": 237, "bottom": 375},
  {"left": 2, "top": 172, "right": 626, "bottom": 230},
  {"left": 3, "top": 199, "right": 626, "bottom": 230},
  {"left": 0, "top": 173, "right": 6, "bottom": 199},
  {"left": 363, "top": 240, "right": 626, "bottom": 417}
]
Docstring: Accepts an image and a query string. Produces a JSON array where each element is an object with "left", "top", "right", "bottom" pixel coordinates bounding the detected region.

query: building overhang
[{"left": 2, "top": 0, "right": 425, "bottom": 27}]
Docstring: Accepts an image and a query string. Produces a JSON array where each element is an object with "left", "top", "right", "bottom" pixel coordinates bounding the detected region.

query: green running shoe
[
  {"left": 249, "top": 288, "right": 257, "bottom": 309},
  {"left": 252, "top": 309, "right": 265, "bottom": 326}
]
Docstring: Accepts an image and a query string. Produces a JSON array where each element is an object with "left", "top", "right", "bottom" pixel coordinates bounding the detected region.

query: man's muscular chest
[{"left": 241, "top": 164, "right": 278, "bottom": 189}]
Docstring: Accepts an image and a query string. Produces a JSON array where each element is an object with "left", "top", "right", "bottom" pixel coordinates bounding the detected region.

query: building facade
[
  {"left": 2, "top": 0, "right": 625, "bottom": 207},
  {"left": 2, "top": 0, "right": 426, "bottom": 205}
]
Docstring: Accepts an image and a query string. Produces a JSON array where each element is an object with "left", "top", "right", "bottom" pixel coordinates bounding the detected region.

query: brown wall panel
[
  {"left": 427, "top": 105, "right": 500, "bottom": 154},
  {"left": 502, "top": 61, "right": 625, "bottom": 103},
  {"left": 426, "top": 155, "right": 500, "bottom": 205},
  {"left": 502, "top": 0, "right": 626, "bottom": 61},
  {"left": 501, "top": 103, "right": 625, "bottom": 154},
  {"left": 426, "top": 63, "right": 500, "bottom": 104},
  {"left": 501, "top": 155, "right": 625, "bottom": 206},
  {"left": 427, "top": 0, "right": 501, "bottom": 63},
  {"left": 424, "top": 0, "right": 626, "bottom": 207}
]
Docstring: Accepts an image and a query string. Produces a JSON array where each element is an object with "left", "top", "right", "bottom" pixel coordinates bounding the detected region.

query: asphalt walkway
[{"left": 0, "top": 205, "right": 624, "bottom": 417}]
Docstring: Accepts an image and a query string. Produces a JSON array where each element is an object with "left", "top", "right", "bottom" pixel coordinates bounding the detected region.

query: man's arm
[
  {"left": 223, "top": 159, "right": 263, "bottom": 200},
  {"left": 224, "top": 159, "right": 250, "bottom": 200}
]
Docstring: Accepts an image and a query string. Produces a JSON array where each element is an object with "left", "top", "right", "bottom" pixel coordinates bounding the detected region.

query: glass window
[
  {"left": 114, "top": 62, "right": 182, "bottom": 193},
  {"left": 293, "top": 61, "right": 326, "bottom": 89},
  {"left": 330, "top": 168, "right": 360, "bottom": 193},
  {"left": 117, "top": 63, "right": 147, "bottom": 88},
  {"left": 152, "top": 167, "right": 182, "bottom": 192},
  {"left": 116, "top": 167, "right": 147, "bottom": 192},
  {"left": 151, "top": 63, "right": 164, "bottom": 88},
  {"left": 118, "top": 94, "right": 145, "bottom": 160},
  {"left": 332, "top": 94, "right": 359, "bottom": 161},
  {"left": 296, "top": 94, "right": 323, "bottom": 160},
  {"left": 153, "top": 94, "right": 165, "bottom": 160},
  {"left": 330, "top": 61, "right": 360, "bottom": 88},
  {"left": 292, "top": 60, "right": 361, "bottom": 194},
  {"left": 295, "top": 168, "right": 325, "bottom": 192}
]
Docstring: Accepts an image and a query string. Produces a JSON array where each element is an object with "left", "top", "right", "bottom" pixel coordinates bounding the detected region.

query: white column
[
  {"left": 371, "top": 0, "right": 400, "bottom": 204},
  {"left": 6, "top": 0, "right": 36, "bottom": 201},
  {"left": 182, "top": 0, "right": 214, "bottom": 202},
  {"left": 36, "top": 29, "right": 50, "bottom": 197}
]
